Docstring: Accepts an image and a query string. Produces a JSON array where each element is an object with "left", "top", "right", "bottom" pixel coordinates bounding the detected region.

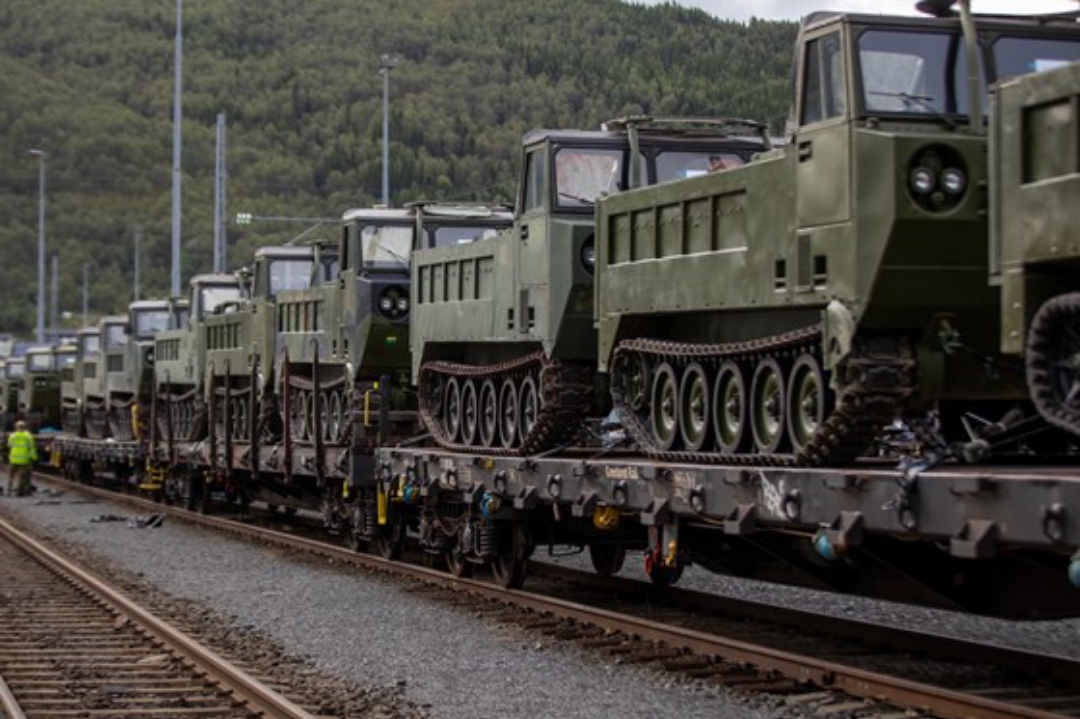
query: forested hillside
[{"left": 0, "top": 0, "right": 795, "bottom": 334}]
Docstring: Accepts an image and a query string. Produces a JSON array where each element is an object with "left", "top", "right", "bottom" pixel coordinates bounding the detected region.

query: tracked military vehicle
[
  {"left": 20, "top": 345, "right": 64, "bottom": 432},
  {"left": 103, "top": 299, "right": 187, "bottom": 441},
  {"left": 991, "top": 59, "right": 1080, "bottom": 438},
  {"left": 203, "top": 245, "right": 315, "bottom": 448},
  {"left": 412, "top": 120, "right": 770, "bottom": 455},
  {"left": 61, "top": 328, "right": 98, "bottom": 433},
  {"left": 62, "top": 328, "right": 100, "bottom": 436},
  {"left": 273, "top": 203, "right": 512, "bottom": 541},
  {"left": 0, "top": 358, "right": 24, "bottom": 432},
  {"left": 591, "top": 2, "right": 1080, "bottom": 465},
  {"left": 153, "top": 274, "right": 242, "bottom": 444}
]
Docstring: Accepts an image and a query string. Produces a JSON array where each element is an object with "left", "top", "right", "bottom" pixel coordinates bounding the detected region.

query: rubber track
[
  {"left": 610, "top": 326, "right": 915, "bottom": 467},
  {"left": 419, "top": 351, "right": 594, "bottom": 456}
]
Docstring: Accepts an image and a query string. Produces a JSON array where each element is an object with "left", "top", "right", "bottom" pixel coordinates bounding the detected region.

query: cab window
[
  {"left": 802, "top": 32, "right": 846, "bottom": 125},
  {"left": 522, "top": 151, "right": 546, "bottom": 213}
]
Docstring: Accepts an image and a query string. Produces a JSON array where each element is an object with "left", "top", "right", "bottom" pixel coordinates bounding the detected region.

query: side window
[
  {"left": 522, "top": 151, "right": 545, "bottom": 213},
  {"left": 802, "top": 32, "right": 846, "bottom": 125},
  {"left": 340, "top": 225, "right": 351, "bottom": 272}
]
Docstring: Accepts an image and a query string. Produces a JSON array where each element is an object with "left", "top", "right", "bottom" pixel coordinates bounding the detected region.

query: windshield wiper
[
  {"left": 867, "top": 91, "right": 959, "bottom": 129},
  {"left": 557, "top": 191, "right": 595, "bottom": 206},
  {"left": 377, "top": 244, "right": 410, "bottom": 269}
]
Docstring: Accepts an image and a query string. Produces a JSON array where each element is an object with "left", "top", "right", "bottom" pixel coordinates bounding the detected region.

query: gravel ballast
[{"left": 0, "top": 490, "right": 788, "bottom": 719}]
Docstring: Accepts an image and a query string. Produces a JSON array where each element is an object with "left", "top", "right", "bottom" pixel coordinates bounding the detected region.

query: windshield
[
  {"left": 200, "top": 285, "right": 242, "bottom": 318},
  {"left": 432, "top": 225, "right": 505, "bottom": 247},
  {"left": 59, "top": 353, "right": 76, "bottom": 369},
  {"left": 994, "top": 36, "right": 1080, "bottom": 81},
  {"left": 361, "top": 225, "right": 413, "bottom": 268},
  {"left": 555, "top": 147, "right": 624, "bottom": 208},
  {"left": 269, "top": 259, "right": 314, "bottom": 295},
  {"left": 28, "top": 353, "right": 55, "bottom": 372},
  {"left": 858, "top": 29, "right": 1080, "bottom": 117},
  {"left": 656, "top": 151, "right": 746, "bottom": 183},
  {"left": 134, "top": 310, "right": 170, "bottom": 339},
  {"left": 104, "top": 324, "right": 128, "bottom": 350},
  {"left": 79, "top": 335, "right": 100, "bottom": 358},
  {"left": 6, "top": 362, "right": 24, "bottom": 379}
]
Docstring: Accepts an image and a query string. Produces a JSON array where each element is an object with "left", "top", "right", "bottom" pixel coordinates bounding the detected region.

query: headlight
[
  {"left": 907, "top": 145, "right": 968, "bottom": 212},
  {"left": 377, "top": 286, "right": 409, "bottom": 319},
  {"left": 941, "top": 168, "right": 966, "bottom": 195},
  {"left": 909, "top": 167, "right": 935, "bottom": 195},
  {"left": 581, "top": 237, "right": 596, "bottom": 276}
]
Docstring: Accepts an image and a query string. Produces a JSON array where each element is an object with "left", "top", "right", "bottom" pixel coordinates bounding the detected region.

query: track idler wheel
[
  {"left": 750, "top": 357, "right": 787, "bottom": 454},
  {"left": 1028, "top": 292, "right": 1080, "bottom": 437}
]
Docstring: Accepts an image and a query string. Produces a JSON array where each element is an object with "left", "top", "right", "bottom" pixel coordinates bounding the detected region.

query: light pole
[
  {"left": 379, "top": 54, "right": 399, "bottom": 207},
  {"left": 82, "top": 262, "right": 90, "bottom": 327},
  {"left": 28, "top": 149, "right": 46, "bottom": 344},
  {"left": 170, "top": 0, "right": 183, "bottom": 298}
]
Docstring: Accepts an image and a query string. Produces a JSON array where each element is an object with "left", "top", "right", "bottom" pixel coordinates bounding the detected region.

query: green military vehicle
[
  {"left": 274, "top": 203, "right": 512, "bottom": 539},
  {"left": 203, "top": 244, "right": 315, "bottom": 453},
  {"left": 591, "top": 2, "right": 1080, "bottom": 464},
  {"left": 412, "top": 121, "right": 769, "bottom": 455},
  {"left": 62, "top": 328, "right": 100, "bottom": 436},
  {"left": 84, "top": 316, "right": 128, "bottom": 439},
  {"left": 19, "top": 345, "right": 64, "bottom": 432},
  {"left": 0, "top": 358, "right": 25, "bottom": 432},
  {"left": 153, "top": 274, "right": 243, "bottom": 445},
  {"left": 103, "top": 299, "right": 187, "bottom": 441},
  {"left": 991, "top": 59, "right": 1080, "bottom": 437}
]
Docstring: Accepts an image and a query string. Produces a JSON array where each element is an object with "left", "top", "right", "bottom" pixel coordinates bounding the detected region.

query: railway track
[
  {"left": 0, "top": 514, "right": 320, "bottom": 719},
  {"left": 18, "top": 471, "right": 1080, "bottom": 719}
]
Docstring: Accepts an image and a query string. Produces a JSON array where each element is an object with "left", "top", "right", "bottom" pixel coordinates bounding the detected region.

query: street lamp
[
  {"left": 379, "top": 54, "right": 399, "bottom": 207},
  {"left": 28, "top": 149, "right": 46, "bottom": 344}
]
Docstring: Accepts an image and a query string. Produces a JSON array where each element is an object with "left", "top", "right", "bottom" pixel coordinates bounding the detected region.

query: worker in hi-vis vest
[{"left": 7, "top": 420, "right": 37, "bottom": 496}]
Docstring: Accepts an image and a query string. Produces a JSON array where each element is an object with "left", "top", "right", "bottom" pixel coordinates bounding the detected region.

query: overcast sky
[{"left": 634, "top": 1, "right": 1078, "bottom": 22}]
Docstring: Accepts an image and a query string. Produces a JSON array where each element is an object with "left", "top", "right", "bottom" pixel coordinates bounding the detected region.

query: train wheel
[
  {"left": 498, "top": 377, "right": 520, "bottom": 449},
  {"left": 372, "top": 522, "right": 404, "bottom": 561},
  {"left": 460, "top": 379, "right": 479, "bottom": 446},
  {"left": 490, "top": 522, "right": 528, "bottom": 589},
  {"left": 445, "top": 378, "right": 462, "bottom": 442},
  {"left": 787, "top": 354, "right": 827, "bottom": 453},
  {"left": 650, "top": 362, "right": 680, "bottom": 451},
  {"left": 679, "top": 362, "right": 710, "bottom": 451},
  {"left": 446, "top": 540, "right": 474, "bottom": 578},
  {"left": 713, "top": 361, "right": 747, "bottom": 454},
  {"left": 519, "top": 376, "right": 539, "bottom": 440},
  {"left": 750, "top": 358, "right": 787, "bottom": 454},
  {"left": 479, "top": 379, "right": 499, "bottom": 448},
  {"left": 647, "top": 562, "right": 683, "bottom": 588},
  {"left": 588, "top": 544, "right": 626, "bottom": 577}
]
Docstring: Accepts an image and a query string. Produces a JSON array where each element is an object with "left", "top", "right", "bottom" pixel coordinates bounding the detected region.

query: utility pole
[
  {"left": 379, "top": 54, "right": 399, "bottom": 207},
  {"left": 50, "top": 252, "right": 58, "bottom": 342},
  {"left": 133, "top": 227, "right": 142, "bottom": 301},
  {"left": 170, "top": 0, "right": 183, "bottom": 298},
  {"left": 214, "top": 112, "right": 228, "bottom": 273},
  {"left": 82, "top": 263, "right": 90, "bottom": 327},
  {"left": 28, "top": 149, "right": 46, "bottom": 344}
]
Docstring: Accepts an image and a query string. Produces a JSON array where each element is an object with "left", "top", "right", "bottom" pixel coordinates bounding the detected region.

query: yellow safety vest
[{"left": 8, "top": 431, "right": 37, "bottom": 465}]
